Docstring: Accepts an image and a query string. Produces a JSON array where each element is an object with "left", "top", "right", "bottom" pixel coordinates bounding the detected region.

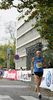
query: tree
[
  {"left": 10, "top": 40, "right": 16, "bottom": 69},
  {"left": 4, "top": 21, "right": 16, "bottom": 41},
  {"left": 0, "top": 44, "right": 8, "bottom": 67},
  {"left": 0, "top": 41, "right": 16, "bottom": 69},
  {"left": 43, "top": 49, "right": 53, "bottom": 67},
  {"left": 0, "top": 0, "right": 53, "bottom": 49},
  {"left": 4, "top": 21, "right": 16, "bottom": 60},
  {"left": 0, "top": 0, "right": 14, "bottom": 9}
]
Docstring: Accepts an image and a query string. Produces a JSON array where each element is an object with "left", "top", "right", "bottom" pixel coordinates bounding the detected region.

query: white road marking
[
  {"left": 20, "top": 96, "right": 38, "bottom": 100},
  {"left": 0, "top": 85, "right": 28, "bottom": 88},
  {"left": 21, "top": 95, "right": 52, "bottom": 100},
  {"left": 49, "top": 97, "right": 53, "bottom": 100},
  {"left": 0, "top": 95, "right": 13, "bottom": 100}
]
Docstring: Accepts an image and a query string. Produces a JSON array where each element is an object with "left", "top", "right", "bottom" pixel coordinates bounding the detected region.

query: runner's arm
[{"left": 31, "top": 57, "right": 35, "bottom": 71}]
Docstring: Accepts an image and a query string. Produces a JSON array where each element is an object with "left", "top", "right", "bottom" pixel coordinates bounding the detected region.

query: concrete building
[{"left": 16, "top": 10, "right": 47, "bottom": 70}]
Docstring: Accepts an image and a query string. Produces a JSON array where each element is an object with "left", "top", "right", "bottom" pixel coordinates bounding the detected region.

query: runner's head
[
  {"left": 1, "top": 66, "right": 2, "bottom": 68},
  {"left": 36, "top": 50, "right": 41, "bottom": 57}
]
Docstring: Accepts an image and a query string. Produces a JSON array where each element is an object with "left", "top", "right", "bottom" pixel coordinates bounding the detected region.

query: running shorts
[{"left": 34, "top": 71, "right": 43, "bottom": 77}]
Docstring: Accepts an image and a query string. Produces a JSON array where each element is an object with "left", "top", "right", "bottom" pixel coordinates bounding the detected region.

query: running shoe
[{"left": 38, "top": 94, "right": 42, "bottom": 99}]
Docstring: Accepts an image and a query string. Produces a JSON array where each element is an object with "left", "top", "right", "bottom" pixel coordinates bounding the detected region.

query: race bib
[{"left": 36, "top": 62, "right": 42, "bottom": 68}]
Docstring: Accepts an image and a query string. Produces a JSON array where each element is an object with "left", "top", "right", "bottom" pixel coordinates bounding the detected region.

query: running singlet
[
  {"left": 0, "top": 68, "right": 3, "bottom": 75},
  {"left": 34, "top": 56, "right": 43, "bottom": 72},
  {"left": 0, "top": 71, "right": 3, "bottom": 75}
]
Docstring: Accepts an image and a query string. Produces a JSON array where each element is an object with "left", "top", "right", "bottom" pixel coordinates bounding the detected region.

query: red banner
[{"left": 6, "top": 71, "right": 17, "bottom": 79}]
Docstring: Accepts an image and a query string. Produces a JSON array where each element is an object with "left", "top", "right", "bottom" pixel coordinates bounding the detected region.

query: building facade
[{"left": 16, "top": 11, "right": 47, "bottom": 70}]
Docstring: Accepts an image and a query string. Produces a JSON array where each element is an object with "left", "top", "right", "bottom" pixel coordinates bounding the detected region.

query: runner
[
  {"left": 31, "top": 50, "right": 46, "bottom": 99},
  {"left": 0, "top": 66, "right": 3, "bottom": 82}
]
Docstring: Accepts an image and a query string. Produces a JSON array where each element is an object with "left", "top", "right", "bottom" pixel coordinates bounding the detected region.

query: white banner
[
  {"left": 40, "top": 69, "right": 53, "bottom": 91},
  {"left": 51, "top": 69, "right": 53, "bottom": 91},
  {"left": 17, "top": 71, "right": 31, "bottom": 81},
  {"left": 3, "top": 71, "right": 8, "bottom": 78}
]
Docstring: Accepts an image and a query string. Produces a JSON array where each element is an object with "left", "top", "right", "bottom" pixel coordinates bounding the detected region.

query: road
[{"left": 0, "top": 79, "right": 53, "bottom": 100}]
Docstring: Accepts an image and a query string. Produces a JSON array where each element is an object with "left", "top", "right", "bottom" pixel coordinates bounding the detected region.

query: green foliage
[
  {"left": 0, "top": 40, "right": 16, "bottom": 69},
  {"left": 0, "top": 0, "right": 14, "bottom": 9},
  {"left": 18, "top": 15, "right": 24, "bottom": 21},
  {"left": 17, "top": 0, "right": 53, "bottom": 49},
  {"left": 0, "top": 0, "right": 53, "bottom": 49},
  {"left": 43, "top": 49, "right": 53, "bottom": 67}
]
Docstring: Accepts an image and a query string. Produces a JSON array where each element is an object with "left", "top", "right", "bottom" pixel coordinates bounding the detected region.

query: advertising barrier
[
  {"left": 17, "top": 71, "right": 31, "bottom": 81},
  {"left": 5, "top": 70, "right": 31, "bottom": 81},
  {"left": 3, "top": 69, "right": 53, "bottom": 91},
  {"left": 40, "top": 68, "right": 53, "bottom": 91},
  {"left": 3, "top": 71, "right": 8, "bottom": 78},
  {"left": 6, "top": 71, "right": 17, "bottom": 80}
]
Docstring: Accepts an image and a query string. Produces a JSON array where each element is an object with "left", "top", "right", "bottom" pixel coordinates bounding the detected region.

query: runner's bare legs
[{"left": 34, "top": 75, "right": 42, "bottom": 92}]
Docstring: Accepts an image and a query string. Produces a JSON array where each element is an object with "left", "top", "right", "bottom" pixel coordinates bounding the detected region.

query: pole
[
  {"left": 5, "top": 48, "right": 6, "bottom": 68},
  {"left": 7, "top": 46, "right": 10, "bottom": 69}
]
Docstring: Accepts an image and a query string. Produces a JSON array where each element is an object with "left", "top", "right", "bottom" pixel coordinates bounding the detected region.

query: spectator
[
  {"left": 48, "top": 61, "right": 53, "bottom": 68},
  {"left": 20, "top": 67, "right": 23, "bottom": 71},
  {"left": 9, "top": 67, "right": 12, "bottom": 71},
  {"left": 0, "top": 66, "right": 3, "bottom": 82},
  {"left": 12, "top": 68, "right": 15, "bottom": 71},
  {"left": 6, "top": 68, "right": 9, "bottom": 71}
]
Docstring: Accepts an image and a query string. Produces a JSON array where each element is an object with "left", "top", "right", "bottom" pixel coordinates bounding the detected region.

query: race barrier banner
[
  {"left": 3, "top": 69, "right": 53, "bottom": 91},
  {"left": 5, "top": 70, "right": 31, "bottom": 81},
  {"left": 6, "top": 71, "right": 17, "bottom": 80},
  {"left": 3, "top": 71, "right": 8, "bottom": 78},
  {"left": 40, "top": 68, "right": 53, "bottom": 91},
  {"left": 17, "top": 71, "right": 31, "bottom": 81}
]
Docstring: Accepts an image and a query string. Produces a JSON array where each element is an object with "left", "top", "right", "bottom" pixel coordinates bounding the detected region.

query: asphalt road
[{"left": 0, "top": 79, "right": 53, "bottom": 100}]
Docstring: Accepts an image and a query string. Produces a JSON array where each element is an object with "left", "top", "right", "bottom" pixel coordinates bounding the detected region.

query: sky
[{"left": 0, "top": 0, "right": 20, "bottom": 45}]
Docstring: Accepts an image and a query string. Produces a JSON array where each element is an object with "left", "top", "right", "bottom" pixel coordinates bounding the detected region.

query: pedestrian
[
  {"left": 20, "top": 67, "right": 23, "bottom": 71},
  {"left": 9, "top": 67, "right": 12, "bottom": 71},
  {"left": 48, "top": 61, "right": 53, "bottom": 68},
  {"left": 12, "top": 68, "right": 15, "bottom": 71},
  {"left": 0, "top": 66, "right": 3, "bottom": 82},
  {"left": 6, "top": 68, "right": 9, "bottom": 71},
  {"left": 31, "top": 50, "right": 46, "bottom": 99}
]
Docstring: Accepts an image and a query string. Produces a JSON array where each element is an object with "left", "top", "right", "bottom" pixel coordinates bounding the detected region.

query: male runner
[
  {"left": 31, "top": 50, "right": 46, "bottom": 98},
  {"left": 0, "top": 66, "right": 3, "bottom": 81}
]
